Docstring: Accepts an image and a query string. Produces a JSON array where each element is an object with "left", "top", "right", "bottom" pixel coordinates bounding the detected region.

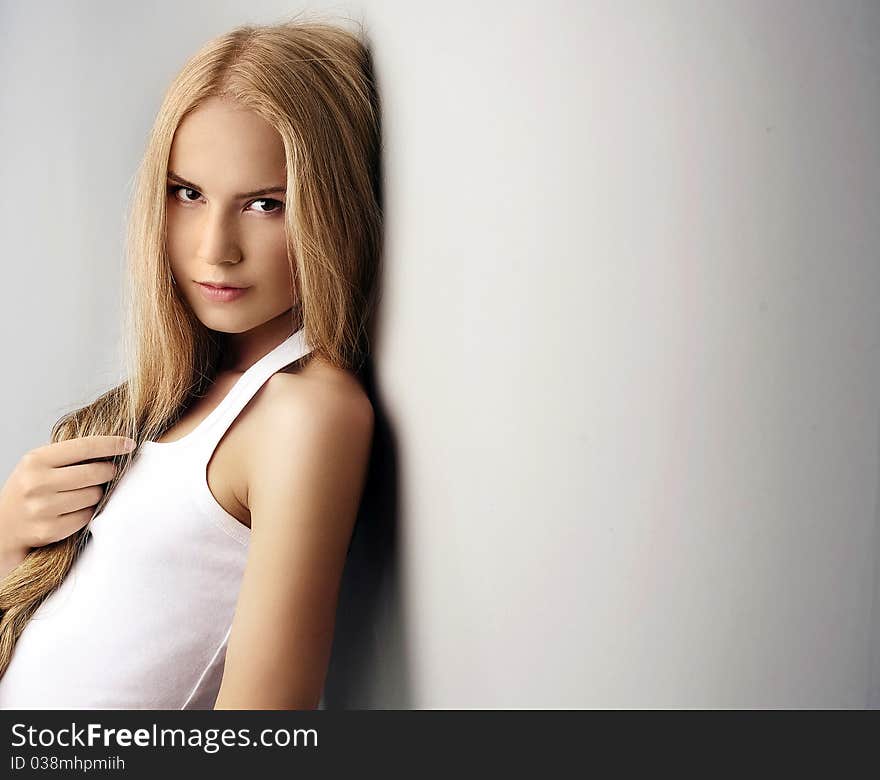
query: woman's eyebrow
[{"left": 167, "top": 170, "right": 286, "bottom": 198}]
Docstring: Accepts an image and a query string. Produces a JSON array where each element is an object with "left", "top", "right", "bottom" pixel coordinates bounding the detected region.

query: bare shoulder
[
  {"left": 264, "top": 357, "right": 374, "bottom": 427},
  {"left": 214, "top": 359, "right": 375, "bottom": 707},
  {"left": 239, "top": 358, "right": 374, "bottom": 507}
]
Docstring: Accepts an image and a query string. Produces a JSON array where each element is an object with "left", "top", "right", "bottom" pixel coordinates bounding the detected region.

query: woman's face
[{"left": 165, "top": 96, "right": 294, "bottom": 336}]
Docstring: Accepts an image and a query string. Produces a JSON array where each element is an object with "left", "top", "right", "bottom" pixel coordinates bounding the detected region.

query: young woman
[{"left": 0, "top": 17, "right": 381, "bottom": 709}]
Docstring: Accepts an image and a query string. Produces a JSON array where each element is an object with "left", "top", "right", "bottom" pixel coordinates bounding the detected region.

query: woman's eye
[
  {"left": 248, "top": 198, "right": 284, "bottom": 215},
  {"left": 167, "top": 185, "right": 282, "bottom": 215},
  {"left": 168, "top": 185, "right": 201, "bottom": 203}
]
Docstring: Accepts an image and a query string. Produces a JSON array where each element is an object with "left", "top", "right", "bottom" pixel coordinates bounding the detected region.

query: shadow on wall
[
  {"left": 320, "top": 39, "right": 409, "bottom": 707},
  {"left": 322, "top": 354, "right": 412, "bottom": 709}
]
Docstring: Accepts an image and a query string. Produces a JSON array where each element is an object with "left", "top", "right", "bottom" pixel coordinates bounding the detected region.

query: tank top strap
[{"left": 189, "top": 326, "right": 313, "bottom": 461}]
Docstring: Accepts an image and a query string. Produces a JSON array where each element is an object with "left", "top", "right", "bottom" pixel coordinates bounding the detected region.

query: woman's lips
[{"left": 195, "top": 282, "right": 249, "bottom": 302}]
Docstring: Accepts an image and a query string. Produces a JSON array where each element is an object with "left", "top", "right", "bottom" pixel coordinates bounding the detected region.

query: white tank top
[{"left": 0, "top": 327, "right": 313, "bottom": 709}]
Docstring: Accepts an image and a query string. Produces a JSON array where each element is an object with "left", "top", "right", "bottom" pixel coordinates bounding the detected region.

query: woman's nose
[{"left": 195, "top": 210, "right": 242, "bottom": 264}]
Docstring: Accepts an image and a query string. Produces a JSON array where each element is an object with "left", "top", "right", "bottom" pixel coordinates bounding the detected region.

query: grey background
[{"left": 1, "top": 0, "right": 878, "bottom": 707}]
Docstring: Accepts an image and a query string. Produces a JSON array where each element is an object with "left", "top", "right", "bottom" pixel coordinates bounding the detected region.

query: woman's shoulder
[
  {"left": 256, "top": 357, "right": 373, "bottom": 441},
  {"left": 274, "top": 356, "right": 370, "bottom": 409},
  {"left": 216, "top": 358, "right": 372, "bottom": 523},
  {"left": 236, "top": 359, "right": 374, "bottom": 503}
]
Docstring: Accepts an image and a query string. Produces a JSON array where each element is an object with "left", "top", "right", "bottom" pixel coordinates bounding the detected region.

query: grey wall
[{"left": 1, "top": 0, "right": 878, "bottom": 708}]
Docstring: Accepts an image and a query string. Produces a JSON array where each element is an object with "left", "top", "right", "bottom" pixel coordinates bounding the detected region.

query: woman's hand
[{"left": 0, "top": 436, "right": 136, "bottom": 568}]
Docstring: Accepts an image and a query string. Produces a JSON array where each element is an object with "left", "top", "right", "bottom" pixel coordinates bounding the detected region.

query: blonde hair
[{"left": 0, "top": 14, "right": 382, "bottom": 678}]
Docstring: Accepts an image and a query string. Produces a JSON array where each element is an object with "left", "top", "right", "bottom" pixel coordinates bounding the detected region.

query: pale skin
[
  {"left": 0, "top": 97, "right": 373, "bottom": 707},
  {"left": 157, "top": 96, "right": 374, "bottom": 709}
]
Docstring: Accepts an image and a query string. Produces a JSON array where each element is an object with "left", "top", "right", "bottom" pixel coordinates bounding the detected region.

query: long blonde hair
[{"left": 0, "top": 15, "right": 382, "bottom": 678}]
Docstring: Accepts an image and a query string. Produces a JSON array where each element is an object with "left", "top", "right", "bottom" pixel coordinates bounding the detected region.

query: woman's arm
[{"left": 213, "top": 377, "right": 374, "bottom": 710}]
